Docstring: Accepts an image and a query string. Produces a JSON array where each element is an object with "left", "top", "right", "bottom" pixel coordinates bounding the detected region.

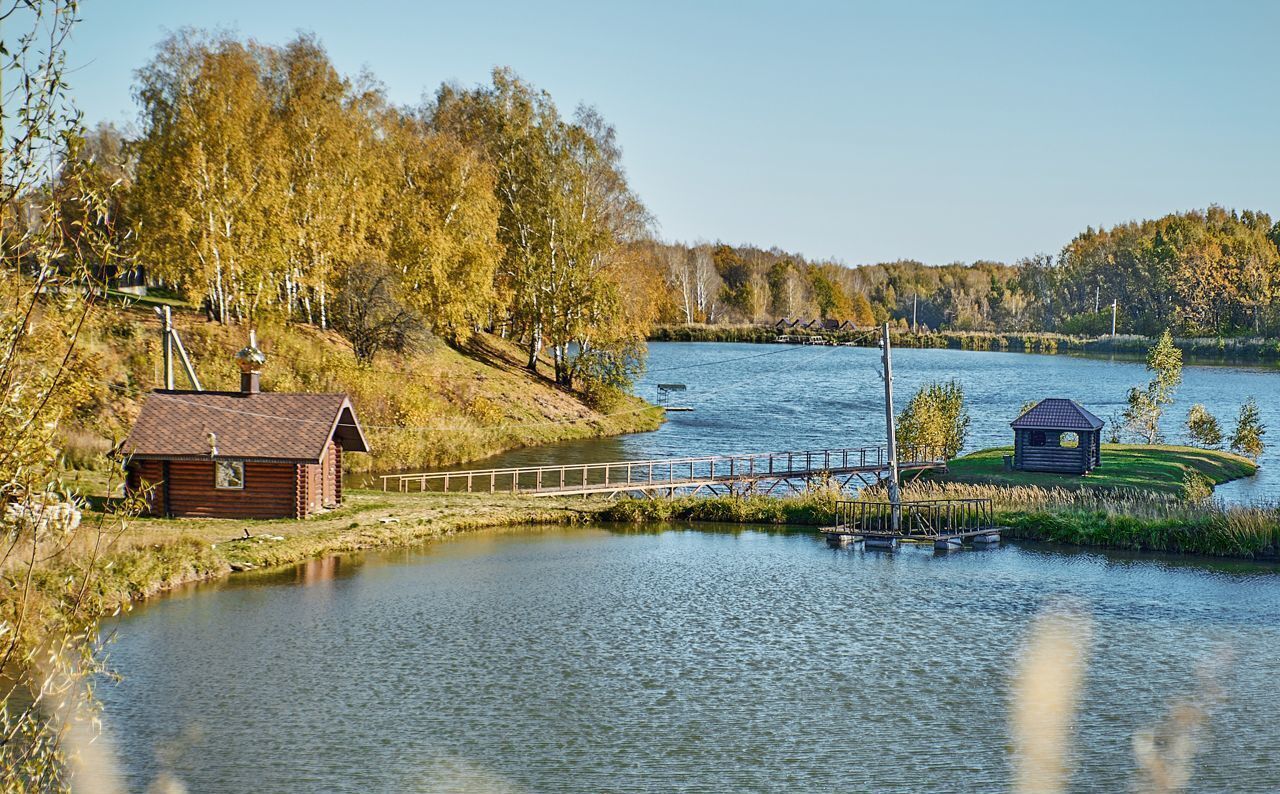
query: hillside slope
[{"left": 71, "top": 299, "right": 663, "bottom": 473}]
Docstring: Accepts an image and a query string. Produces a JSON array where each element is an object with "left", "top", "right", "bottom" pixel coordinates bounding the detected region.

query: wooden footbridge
[
  {"left": 378, "top": 445, "right": 947, "bottom": 499},
  {"left": 823, "top": 497, "right": 1003, "bottom": 550}
]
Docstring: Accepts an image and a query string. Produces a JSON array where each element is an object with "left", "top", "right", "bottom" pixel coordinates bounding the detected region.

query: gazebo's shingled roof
[
  {"left": 120, "top": 391, "right": 369, "bottom": 462},
  {"left": 1010, "top": 398, "right": 1104, "bottom": 431}
]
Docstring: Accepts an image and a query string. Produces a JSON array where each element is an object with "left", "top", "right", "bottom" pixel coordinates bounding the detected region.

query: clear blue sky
[{"left": 68, "top": 0, "right": 1279, "bottom": 265}]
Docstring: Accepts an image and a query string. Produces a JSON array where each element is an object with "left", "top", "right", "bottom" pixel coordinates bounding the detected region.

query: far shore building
[
  {"left": 1010, "top": 398, "right": 1104, "bottom": 475},
  {"left": 120, "top": 337, "right": 369, "bottom": 519}
]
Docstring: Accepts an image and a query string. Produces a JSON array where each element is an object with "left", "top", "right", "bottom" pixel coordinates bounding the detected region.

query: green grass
[{"left": 933, "top": 444, "right": 1257, "bottom": 495}]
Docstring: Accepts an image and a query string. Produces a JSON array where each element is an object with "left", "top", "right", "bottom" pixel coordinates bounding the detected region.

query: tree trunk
[{"left": 527, "top": 324, "right": 542, "bottom": 372}]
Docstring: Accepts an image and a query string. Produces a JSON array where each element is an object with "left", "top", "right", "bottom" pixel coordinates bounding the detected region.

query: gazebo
[{"left": 1010, "top": 398, "right": 1104, "bottom": 474}]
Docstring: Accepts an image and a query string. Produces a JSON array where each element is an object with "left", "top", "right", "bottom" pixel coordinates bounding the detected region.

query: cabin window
[
  {"left": 1029, "top": 431, "right": 1047, "bottom": 447},
  {"left": 1060, "top": 432, "right": 1080, "bottom": 448},
  {"left": 214, "top": 460, "right": 245, "bottom": 490}
]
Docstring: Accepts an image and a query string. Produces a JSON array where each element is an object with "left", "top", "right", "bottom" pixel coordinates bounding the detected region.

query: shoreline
[
  {"left": 102, "top": 488, "right": 1280, "bottom": 620},
  {"left": 648, "top": 325, "right": 1280, "bottom": 364}
]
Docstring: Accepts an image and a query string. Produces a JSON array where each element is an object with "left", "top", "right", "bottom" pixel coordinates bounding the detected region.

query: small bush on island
[
  {"left": 1121, "top": 330, "right": 1183, "bottom": 443},
  {"left": 1230, "top": 397, "right": 1266, "bottom": 461},
  {"left": 1181, "top": 471, "right": 1214, "bottom": 504},
  {"left": 896, "top": 380, "right": 970, "bottom": 458},
  {"left": 1186, "top": 404, "right": 1223, "bottom": 449}
]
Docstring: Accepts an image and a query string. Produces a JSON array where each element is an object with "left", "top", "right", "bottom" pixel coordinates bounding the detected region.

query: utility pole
[
  {"left": 160, "top": 306, "right": 174, "bottom": 390},
  {"left": 881, "top": 322, "right": 901, "bottom": 532},
  {"left": 156, "top": 306, "right": 203, "bottom": 391},
  {"left": 1111, "top": 299, "right": 1118, "bottom": 338},
  {"left": 912, "top": 295, "right": 918, "bottom": 334},
  {"left": 1095, "top": 285, "right": 1100, "bottom": 314}
]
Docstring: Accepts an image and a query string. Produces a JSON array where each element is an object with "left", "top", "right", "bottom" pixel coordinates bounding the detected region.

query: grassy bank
[
  {"left": 600, "top": 482, "right": 1280, "bottom": 559},
  {"left": 935, "top": 445, "right": 1257, "bottom": 495},
  {"left": 68, "top": 302, "right": 663, "bottom": 475},
  {"left": 650, "top": 324, "right": 1280, "bottom": 362},
  {"left": 31, "top": 491, "right": 610, "bottom": 627}
]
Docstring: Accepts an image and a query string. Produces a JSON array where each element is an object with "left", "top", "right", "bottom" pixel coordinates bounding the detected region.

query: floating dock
[{"left": 822, "top": 498, "right": 1003, "bottom": 550}]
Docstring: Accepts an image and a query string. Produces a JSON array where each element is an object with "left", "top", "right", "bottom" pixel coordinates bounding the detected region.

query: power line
[{"left": 646, "top": 343, "right": 809, "bottom": 373}]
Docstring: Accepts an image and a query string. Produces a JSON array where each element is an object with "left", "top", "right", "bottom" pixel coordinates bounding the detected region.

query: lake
[
  {"left": 101, "top": 527, "right": 1280, "bottom": 792},
  {"left": 467, "top": 343, "right": 1280, "bottom": 503},
  {"left": 100, "top": 342, "right": 1280, "bottom": 791}
]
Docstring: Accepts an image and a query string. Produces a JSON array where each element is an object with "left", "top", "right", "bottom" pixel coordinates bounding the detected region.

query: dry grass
[{"left": 69, "top": 305, "right": 663, "bottom": 475}]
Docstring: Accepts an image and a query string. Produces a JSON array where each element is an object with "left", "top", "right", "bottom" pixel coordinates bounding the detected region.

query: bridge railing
[
  {"left": 835, "top": 498, "right": 993, "bottom": 538},
  {"left": 379, "top": 445, "right": 946, "bottom": 494}
]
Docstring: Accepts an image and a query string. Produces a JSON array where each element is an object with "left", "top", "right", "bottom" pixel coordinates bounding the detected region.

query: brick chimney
[{"left": 235, "top": 330, "right": 266, "bottom": 395}]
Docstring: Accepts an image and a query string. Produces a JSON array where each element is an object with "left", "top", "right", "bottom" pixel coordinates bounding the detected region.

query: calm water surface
[
  {"left": 464, "top": 343, "right": 1280, "bottom": 503},
  {"left": 103, "top": 528, "right": 1280, "bottom": 792}
]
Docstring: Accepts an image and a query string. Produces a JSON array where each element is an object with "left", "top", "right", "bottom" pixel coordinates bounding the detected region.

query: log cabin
[
  {"left": 120, "top": 337, "right": 369, "bottom": 519},
  {"left": 1011, "top": 398, "right": 1104, "bottom": 475}
]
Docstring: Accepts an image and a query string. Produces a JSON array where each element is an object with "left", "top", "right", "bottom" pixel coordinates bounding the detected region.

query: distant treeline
[
  {"left": 645, "top": 207, "right": 1280, "bottom": 338},
  {"left": 651, "top": 325, "right": 1280, "bottom": 360}
]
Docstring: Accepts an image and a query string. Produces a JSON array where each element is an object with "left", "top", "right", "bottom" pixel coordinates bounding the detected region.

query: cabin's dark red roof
[
  {"left": 120, "top": 391, "right": 369, "bottom": 463},
  {"left": 1011, "top": 398, "right": 1104, "bottom": 431}
]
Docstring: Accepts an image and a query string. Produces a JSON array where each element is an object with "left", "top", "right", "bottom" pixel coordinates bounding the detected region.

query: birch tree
[
  {"left": 384, "top": 115, "right": 501, "bottom": 340},
  {"left": 133, "top": 32, "right": 286, "bottom": 323}
]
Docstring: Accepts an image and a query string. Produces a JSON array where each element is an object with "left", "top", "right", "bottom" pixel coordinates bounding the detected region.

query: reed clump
[
  {"left": 601, "top": 479, "right": 1280, "bottom": 559},
  {"left": 900, "top": 481, "right": 1280, "bottom": 558}
]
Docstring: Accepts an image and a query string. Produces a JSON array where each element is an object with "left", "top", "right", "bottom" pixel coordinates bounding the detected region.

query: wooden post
[
  {"left": 160, "top": 306, "right": 174, "bottom": 390},
  {"left": 881, "top": 322, "right": 902, "bottom": 532}
]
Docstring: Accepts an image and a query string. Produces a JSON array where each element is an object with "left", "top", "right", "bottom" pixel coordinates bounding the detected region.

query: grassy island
[{"left": 933, "top": 444, "right": 1258, "bottom": 495}]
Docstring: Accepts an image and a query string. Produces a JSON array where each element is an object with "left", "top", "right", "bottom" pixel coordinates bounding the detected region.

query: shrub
[
  {"left": 1230, "top": 397, "right": 1266, "bottom": 461},
  {"left": 1181, "top": 471, "right": 1213, "bottom": 504},
  {"left": 1186, "top": 404, "right": 1223, "bottom": 448},
  {"left": 897, "top": 380, "right": 970, "bottom": 458},
  {"left": 329, "top": 262, "right": 426, "bottom": 364}
]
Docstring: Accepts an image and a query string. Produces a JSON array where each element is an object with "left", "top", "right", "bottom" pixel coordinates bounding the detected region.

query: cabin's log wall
[
  {"left": 299, "top": 460, "right": 324, "bottom": 517},
  {"left": 1014, "top": 429, "right": 1097, "bottom": 474},
  {"left": 127, "top": 460, "right": 168, "bottom": 516},
  {"left": 321, "top": 439, "right": 339, "bottom": 508},
  {"left": 127, "top": 460, "right": 301, "bottom": 519}
]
